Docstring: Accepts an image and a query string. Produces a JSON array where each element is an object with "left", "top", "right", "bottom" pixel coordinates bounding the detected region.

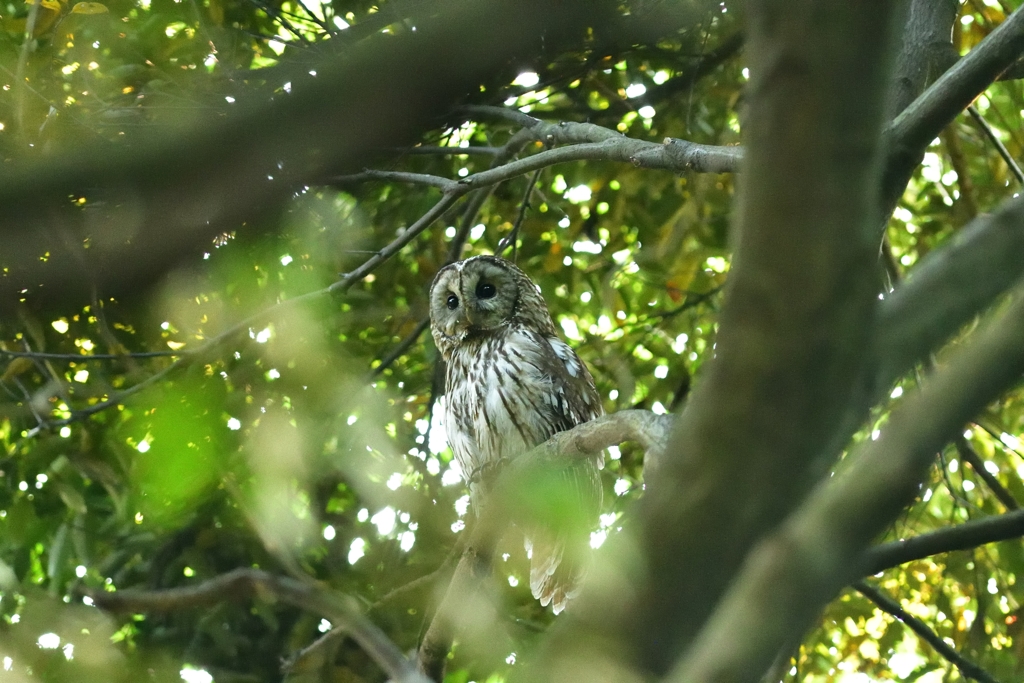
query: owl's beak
[{"left": 444, "top": 307, "right": 474, "bottom": 337}]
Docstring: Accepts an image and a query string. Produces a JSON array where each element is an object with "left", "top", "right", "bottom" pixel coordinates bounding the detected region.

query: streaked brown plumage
[{"left": 429, "top": 255, "right": 602, "bottom": 613}]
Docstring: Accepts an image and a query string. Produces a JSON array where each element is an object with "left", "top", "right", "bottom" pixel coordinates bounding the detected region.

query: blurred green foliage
[{"left": 0, "top": 1, "right": 1023, "bottom": 682}]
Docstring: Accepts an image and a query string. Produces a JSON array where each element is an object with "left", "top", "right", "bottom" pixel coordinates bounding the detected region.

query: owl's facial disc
[
  {"left": 429, "top": 256, "right": 520, "bottom": 353},
  {"left": 461, "top": 263, "right": 514, "bottom": 332}
]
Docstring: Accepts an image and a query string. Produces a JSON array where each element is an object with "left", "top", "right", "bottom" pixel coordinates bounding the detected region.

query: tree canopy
[{"left": 2, "top": 1, "right": 1024, "bottom": 682}]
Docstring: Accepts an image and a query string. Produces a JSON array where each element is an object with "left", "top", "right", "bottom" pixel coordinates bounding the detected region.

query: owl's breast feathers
[
  {"left": 444, "top": 321, "right": 602, "bottom": 490},
  {"left": 442, "top": 312, "right": 603, "bottom": 614}
]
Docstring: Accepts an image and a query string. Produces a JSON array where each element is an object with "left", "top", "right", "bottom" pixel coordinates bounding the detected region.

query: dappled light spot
[
  {"left": 512, "top": 72, "right": 539, "bottom": 88},
  {"left": 371, "top": 507, "right": 396, "bottom": 536},
  {"left": 37, "top": 633, "right": 60, "bottom": 649},
  {"left": 180, "top": 667, "right": 213, "bottom": 683},
  {"left": 348, "top": 538, "right": 365, "bottom": 565}
]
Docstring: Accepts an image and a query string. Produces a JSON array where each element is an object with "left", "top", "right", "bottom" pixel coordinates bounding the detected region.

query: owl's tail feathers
[{"left": 524, "top": 535, "right": 587, "bottom": 615}]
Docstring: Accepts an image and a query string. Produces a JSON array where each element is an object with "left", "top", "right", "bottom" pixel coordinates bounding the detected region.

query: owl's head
[{"left": 429, "top": 255, "right": 553, "bottom": 357}]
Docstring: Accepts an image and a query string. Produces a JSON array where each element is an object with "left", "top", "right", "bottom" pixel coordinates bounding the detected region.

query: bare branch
[
  {"left": 371, "top": 317, "right": 431, "bottom": 377},
  {"left": 498, "top": 167, "right": 543, "bottom": 258},
  {"left": 460, "top": 105, "right": 540, "bottom": 129},
  {"left": 329, "top": 194, "right": 461, "bottom": 294},
  {"left": 630, "top": 137, "right": 744, "bottom": 174},
  {"left": 855, "top": 581, "right": 1001, "bottom": 683},
  {"left": 0, "top": 348, "right": 180, "bottom": 361},
  {"left": 862, "top": 508, "right": 1024, "bottom": 575},
  {"left": 417, "top": 521, "right": 498, "bottom": 682},
  {"left": 890, "top": 5, "right": 1024, "bottom": 153},
  {"left": 85, "top": 568, "right": 429, "bottom": 683},
  {"left": 336, "top": 169, "right": 456, "bottom": 190},
  {"left": 884, "top": 4, "right": 1024, "bottom": 212},
  {"left": 338, "top": 130, "right": 743, "bottom": 197},
  {"left": 875, "top": 193, "right": 1024, "bottom": 391},
  {"left": 956, "top": 435, "right": 1020, "bottom": 510},
  {"left": 967, "top": 105, "right": 1024, "bottom": 186},
  {"left": 393, "top": 145, "right": 502, "bottom": 156},
  {"left": 509, "top": 409, "right": 672, "bottom": 474}
]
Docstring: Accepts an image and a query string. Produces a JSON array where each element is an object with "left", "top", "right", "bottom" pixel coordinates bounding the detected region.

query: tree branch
[
  {"left": 955, "top": 435, "right": 1020, "bottom": 510},
  {"left": 967, "top": 105, "right": 1024, "bottom": 186},
  {"left": 85, "top": 568, "right": 429, "bottom": 683},
  {"left": 393, "top": 145, "right": 502, "bottom": 156},
  {"left": 862, "top": 508, "right": 1024, "bottom": 575},
  {"left": 337, "top": 127, "right": 743, "bottom": 193},
  {"left": 855, "top": 581, "right": 1001, "bottom": 683},
  {"left": 0, "top": 0, "right": 613, "bottom": 312},
  {"left": 507, "top": 409, "right": 672, "bottom": 474},
  {"left": 886, "top": 0, "right": 958, "bottom": 120},
  {"left": 371, "top": 316, "right": 431, "bottom": 377},
  {"left": 541, "top": 2, "right": 901, "bottom": 678},
  {"left": 416, "top": 520, "right": 499, "bottom": 682},
  {"left": 883, "top": 4, "right": 1024, "bottom": 216},
  {"left": 889, "top": 5, "right": 1024, "bottom": 155},
  {"left": 874, "top": 193, "right": 1024, "bottom": 391},
  {"left": 0, "top": 348, "right": 181, "bottom": 361},
  {"left": 669, "top": 285, "right": 1024, "bottom": 683}
]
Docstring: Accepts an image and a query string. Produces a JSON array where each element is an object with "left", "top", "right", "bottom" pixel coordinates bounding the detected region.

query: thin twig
[
  {"left": 328, "top": 193, "right": 460, "bottom": 295},
  {"left": 372, "top": 317, "right": 431, "bottom": 377},
  {"left": 855, "top": 581, "right": 1001, "bottom": 683},
  {"left": 972, "top": 419, "right": 1024, "bottom": 461},
  {"left": 955, "top": 435, "right": 1020, "bottom": 510},
  {"left": 649, "top": 285, "right": 725, "bottom": 320},
  {"left": 0, "top": 349, "right": 181, "bottom": 361},
  {"left": 251, "top": 0, "right": 313, "bottom": 44},
  {"left": 84, "top": 568, "right": 429, "bottom": 683},
  {"left": 337, "top": 169, "right": 455, "bottom": 189},
  {"left": 392, "top": 146, "right": 501, "bottom": 156},
  {"left": 14, "top": 0, "right": 42, "bottom": 134},
  {"left": 293, "top": 0, "right": 332, "bottom": 32},
  {"left": 498, "top": 166, "right": 543, "bottom": 260},
  {"left": 967, "top": 104, "right": 1024, "bottom": 186}
]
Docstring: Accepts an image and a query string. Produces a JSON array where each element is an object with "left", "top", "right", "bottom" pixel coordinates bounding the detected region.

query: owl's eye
[
  {"left": 476, "top": 282, "right": 497, "bottom": 299},
  {"left": 446, "top": 294, "right": 459, "bottom": 310}
]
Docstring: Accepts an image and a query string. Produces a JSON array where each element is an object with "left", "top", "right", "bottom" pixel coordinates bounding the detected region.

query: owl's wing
[
  {"left": 521, "top": 332, "right": 604, "bottom": 611},
  {"left": 542, "top": 335, "right": 604, "bottom": 429}
]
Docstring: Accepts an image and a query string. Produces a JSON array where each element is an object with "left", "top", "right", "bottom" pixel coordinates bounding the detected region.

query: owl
[{"left": 429, "top": 255, "right": 603, "bottom": 614}]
